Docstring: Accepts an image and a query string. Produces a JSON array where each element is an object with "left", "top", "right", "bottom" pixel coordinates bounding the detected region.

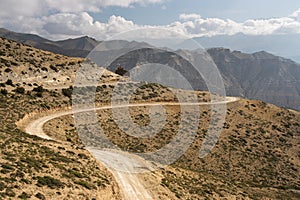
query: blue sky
[
  {"left": 95, "top": 0, "right": 300, "bottom": 25},
  {"left": 0, "top": 0, "right": 300, "bottom": 40}
]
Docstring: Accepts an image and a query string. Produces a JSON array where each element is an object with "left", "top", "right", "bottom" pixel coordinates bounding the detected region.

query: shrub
[
  {"left": 1, "top": 89, "right": 8, "bottom": 95},
  {"left": 62, "top": 87, "right": 73, "bottom": 98},
  {"left": 14, "top": 87, "right": 25, "bottom": 94},
  {"left": 74, "top": 181, "right": 95, "bottom": 190},
  {"left": 50, "top": 65, "right": 58, "bottom": 72},
  {"left": 4, "top": 68, "right": 12, "bottom": 73},
  {"left": 18, "top": 192, "right": 31, "bottom": 199},
  {"left": 5, "top": 188, "right": 16, "bottom": 197},
  {"left": 36, "top": 176, "right": 64, "bottom": 189},
  {"left": 0, "top": 182, "right": 4, "bottom": 191},
  {"left": 41, "top": 67, "right": 48, "bottom": 72},
  {"left": 33, "top": 86, "right": 44, "bottom": 93},
  {"left": 35, "top": 193, "right": 45, "bottom": 200},
  {"left": 6, "top": 79, "right": 13, "bottom": 86},
  {"left": 115, "top": 66, "right": 128, "bottom": 76},
  {"left": 11, "top": 61, "right": 18, "bottom": 66},
  {"left": 35, "top": 92, "right": 43, "bottom": 98}
]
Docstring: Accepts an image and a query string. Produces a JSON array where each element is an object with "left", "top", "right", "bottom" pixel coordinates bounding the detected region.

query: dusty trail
[{"left": 20, "top": 97, "right": 239, "bottom": 200}]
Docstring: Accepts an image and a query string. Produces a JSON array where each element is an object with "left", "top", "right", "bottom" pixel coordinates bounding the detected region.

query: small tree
[
  {"left": 4, "top": 68, "right": 12, "bottom": 73},
  {"left": 115, "top": 66, "right": 128, "bottom": 76},
  {"left": 62, "top": 86, "right": 73, "bottom": 98},
  {"left": 5, "top": 79, "right": 13, "bottom": 86}
]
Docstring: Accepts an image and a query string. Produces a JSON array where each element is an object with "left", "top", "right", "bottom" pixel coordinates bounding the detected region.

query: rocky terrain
[
  {"left": 0, "top": 28, "right": 99, "bottom": 58},
  {"left": 0, "top": 36, "right": 299, "bottom": 199},
  {"left": 207, "top": 48, "right": 300, "bottom": 111},
  {"left": 0, "top": 37, "right": 124, "bottom": 91},
  {"left": 107, "top": 47, "right": 300, "bottom": 111},
  {"left": 0, "top": 37, "right": 124, "bottom": 199},
  {"left": 194, "top": 33, "right": 300, "bottom": 63}
]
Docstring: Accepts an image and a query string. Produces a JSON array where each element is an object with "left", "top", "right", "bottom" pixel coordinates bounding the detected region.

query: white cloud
[
  {"left": 290, "top": 8, "right": 300, "bottom": 21},
  {"left": 179, "top": 13, "right": 202, "bottom": 21},
  {"left": 0, "top": 0, "right": 46, "bottom": 18},
  {"left": 45, "top": 0, "right": 101, "bottom": 13},
  {"left": 173, "top": 11, "right": 300, "bottom": 37},
  {"left": 0, "top": 1, "right": 300, "bottom": 40},
  {"left": 0, "top": 0, "right": 166, "bottom": 40},
  {"left": 7, "top": 12, "right": 139, "bottom": 40},
  {"left": 0, "top": 0, "right": 168, "bottom": 19},
  {"left": 0, "top": 0, "right": 168, "bottom": 15}
]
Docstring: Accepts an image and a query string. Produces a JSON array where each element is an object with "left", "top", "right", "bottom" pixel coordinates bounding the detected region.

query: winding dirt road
[{"left": 19, "top": 97, "right": 239, "bottom": 200}]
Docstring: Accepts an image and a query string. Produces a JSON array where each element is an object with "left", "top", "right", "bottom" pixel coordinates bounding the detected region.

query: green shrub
[
  {"left": 0, "top": 182, "right": 4, "bottom": 191},
  {"left": 74, "top": 181, "right": 95, "bottom": 190},
  {"left": 35, "top": 193, "right": 45, "bottom": 200},
  {"left": 18, "top": 192, "right": 31, "bottom": 199},
  {"left": 5, "top": 188, "right": 16, "bottom": 197},
  {"left": 33, "top": 86, "right": 44, "bottom": 93},
  {"left": 4, "top": 68, "right": 12, "bottom": 73},
  {"left": 62, "top": 87, "right": 73, "bottom": 98},
  {"left": 41, "top": 67, "right": 48, "bottom": 72},
  {"left": 6, "top": 79, "right": 13, "bottom": 86},
  {"left": 0, "top": 89, "right": 8, "bottom": 95},
  {"left": 115, "top": 66, "right": 128, "bottom": 76},
  {"left": 36, "top": 176, "right": 64, "bottom": 189},
  {"left": 50, "top": 65, "right": 58, "bottom": 72},
  {"left": 14, "top": 87, "right": 25, "bottom": 94}
]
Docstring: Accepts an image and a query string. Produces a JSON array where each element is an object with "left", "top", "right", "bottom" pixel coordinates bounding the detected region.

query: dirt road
[{"left": 20, "top": 97, "right": 239, "bottom": 200}]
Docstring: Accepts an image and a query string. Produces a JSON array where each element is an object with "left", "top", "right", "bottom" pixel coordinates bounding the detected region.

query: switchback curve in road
[{"left": 19, "top": 96, "right": 239, "bottom": 200}]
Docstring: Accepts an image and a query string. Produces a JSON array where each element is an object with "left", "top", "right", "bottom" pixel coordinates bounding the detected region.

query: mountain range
[
  {"left": 107, "top": 47, "right": 300, "bottom": 111},
  {"left": 194, "top": 33, "right": 300, "bottom": 63},
  {"left": 0, "top": 28, "right": 99, "bottom": 57},
  {"left": 1, "top": 28, "right": 299, "bottom": 111}
]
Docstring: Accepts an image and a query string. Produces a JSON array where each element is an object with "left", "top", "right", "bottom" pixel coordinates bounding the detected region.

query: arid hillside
[
  {"left": 0, "top": 36, "right": 299, "bottom": 200},
  {"left": 0, "top": 37, "right": 124, "bottom": 199},
  {"left": 44, "top": 86, "right": 300, "bottom": 199}
]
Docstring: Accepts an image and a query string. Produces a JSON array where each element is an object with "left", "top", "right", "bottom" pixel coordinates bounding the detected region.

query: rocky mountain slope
[
  {"left": 207, "top": 48, "right": 300, "bottom": 110},
  {"left": 107, "top": 47, "right": 300, "bottom": 111},
  {"left": 1, "top": 29, "right": 299, "bottom": 111},
  {"left": 194, "top": 33, "right": 300, "bottom": 63},
  {"left": 0, "top": 28, "right": 99, "bottom": 57}
]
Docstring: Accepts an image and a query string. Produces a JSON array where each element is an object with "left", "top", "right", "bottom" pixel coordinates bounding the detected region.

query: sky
[{"left": 1, "top": 0, "right": 300, "bottom": 40}]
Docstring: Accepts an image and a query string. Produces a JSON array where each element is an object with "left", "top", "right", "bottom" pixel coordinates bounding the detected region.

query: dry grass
[
  {"left": 1, "top": 36, "right": 300, "bottom": 199},
  {"left": 43, "top": 96, "right": 300, "bottom": 199}
]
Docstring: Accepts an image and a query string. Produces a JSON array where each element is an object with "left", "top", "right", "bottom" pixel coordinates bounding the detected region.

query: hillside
[
  {"left": 0, "top": 37, "right": 123, "bottom": 91},
  {"left": 37, "top": 78, "right": 300, "bottom": 199},
  {"left": 0, "top": 37, "right": 123, "bottom": 199},
  {"left": 0, "top": 36, "right": 299, "bottom": 199},
  {"left": 0, "top": 28, "right": 99, "bottom": 57},
  {"left": 207, "top": 48, "right": 300, "bottom": 110}
]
